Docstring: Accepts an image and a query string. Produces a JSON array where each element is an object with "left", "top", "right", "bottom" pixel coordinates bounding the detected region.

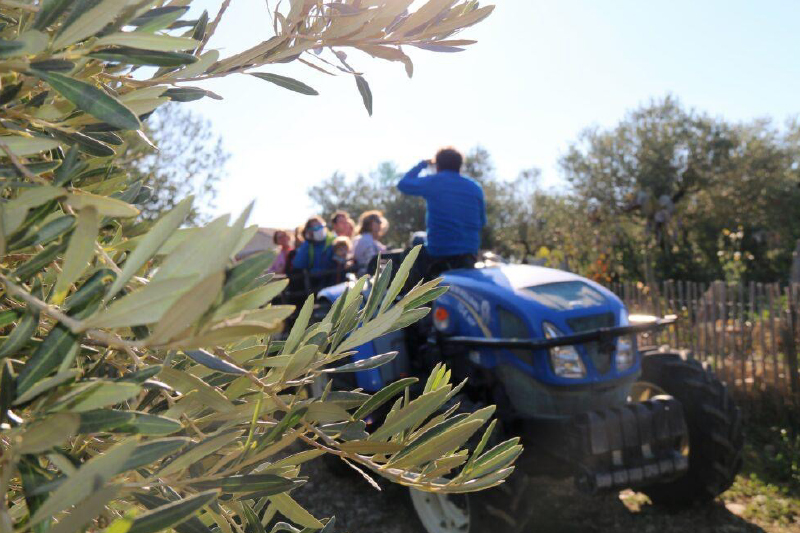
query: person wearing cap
[{"left": 398, "top": 147, "right": 486, "bottom": 274}]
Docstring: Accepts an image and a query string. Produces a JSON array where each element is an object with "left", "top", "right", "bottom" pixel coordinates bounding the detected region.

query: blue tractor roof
[
  {"left": 442, "top": 263, "right": 589, "bottom": 291},
  {"left": 440, "top": 263, "right": 623, "bottom": 316}
]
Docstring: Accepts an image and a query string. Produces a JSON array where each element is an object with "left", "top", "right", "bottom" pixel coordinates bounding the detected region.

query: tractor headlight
[
  {"left": 543, "top": 322, "right": 586, "bottom": 379},
  {"left": 616, "top": 309, "right": 635, "bottom": 371},
  {"left": 616, "top": 336, "right": 635, "bottom": 371}
]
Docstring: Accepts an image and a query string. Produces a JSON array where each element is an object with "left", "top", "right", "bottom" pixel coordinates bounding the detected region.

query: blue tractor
[{"left": 316, "top": 253, "right": 743, "bottom": 533}]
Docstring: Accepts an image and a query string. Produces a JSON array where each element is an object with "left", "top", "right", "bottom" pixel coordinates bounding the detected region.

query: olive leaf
[
  {"left": 126, "top": 491, "right": 218, "bottom": 533},
  {"left": 250, "top": 73, "right": 319, "bottom": 96},
  {"left": 33, "top": 71, "right": 141, "bottom": 131},
  {"left": 355, "top": 75, "right": 373, "bottom": 116},
  {"left": 52, "top": 0, "right": 127, "bottom": 49},
  {"left": 51, "top": 206, "right": 99, "bottom": 304},
  {"left": 30, "top": 440, "right": 137, "bottom": 525},
  {"left": 96, "top": 33, "right": 200, "bottom": 52},
  {"left": 106, "top": 196, "right": 193, "bottom": 301}
]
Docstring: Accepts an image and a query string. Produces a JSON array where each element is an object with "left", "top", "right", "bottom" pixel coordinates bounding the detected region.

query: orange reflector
[{"left": 434, "top": 307, "right": 449, "bottom": 323}]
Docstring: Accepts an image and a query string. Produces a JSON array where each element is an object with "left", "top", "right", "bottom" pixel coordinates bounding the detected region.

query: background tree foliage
[
  {"left": 0, "top": 2, "right": 508, "bottom": 533},
  {"left": 118, "top": 104, "right": 229, "bottom": 225},
  {"left": 561, "top": 95, "right": 800, "bottom": 283},
  {"left": 312, "top": 96, "right": 800, "bottom": 284}
]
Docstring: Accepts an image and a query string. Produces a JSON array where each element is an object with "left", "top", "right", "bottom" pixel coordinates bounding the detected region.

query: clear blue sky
[{"left": 185, "top": 1, "right": 800, "bottom": 227}]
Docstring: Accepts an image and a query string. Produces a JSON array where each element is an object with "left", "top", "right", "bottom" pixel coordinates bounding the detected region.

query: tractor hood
[
  {"left": 435, "top": 264, "right": 632, "bottom": 389},
  {"left": 444, "top": 263, "right": 590, "bottom": 292},
  {"left": 440, "top": 263, "right": 624, "bottom": 326}
]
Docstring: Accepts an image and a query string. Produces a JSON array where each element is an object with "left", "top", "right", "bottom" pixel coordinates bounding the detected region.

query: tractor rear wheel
[{"left": 637, "top": 352, "right": 743, "bottom": 505}]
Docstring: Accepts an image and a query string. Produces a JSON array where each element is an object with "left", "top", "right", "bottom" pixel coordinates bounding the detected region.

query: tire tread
[{"left": 639, "top": 352, "right": 743, "bottom": 506}]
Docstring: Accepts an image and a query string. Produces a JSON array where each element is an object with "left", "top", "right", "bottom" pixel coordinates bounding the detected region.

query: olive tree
[{"left": 0, "top": 2, "right": 516, "bottom": 533}]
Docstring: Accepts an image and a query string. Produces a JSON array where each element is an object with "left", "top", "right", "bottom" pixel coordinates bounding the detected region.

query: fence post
[
  {"left": 689, "top": 281, "right": 697, "bottom": 358},
  {"left": 734, "top": 281, "right": 755, "bottom": 393},
  {"left": 785, "top": 286, "right": 800, "bottom": 405},
  {"left": 676, "top": 280, "right": 684, "bottom": 350},
  {"left": 768, "top": 284, "right": 779, "bottom": 391}
]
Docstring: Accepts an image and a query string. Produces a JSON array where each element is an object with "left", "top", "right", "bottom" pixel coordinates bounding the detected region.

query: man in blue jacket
[{"left": 398, "top": 147, "right": 486, "bottom": 275}]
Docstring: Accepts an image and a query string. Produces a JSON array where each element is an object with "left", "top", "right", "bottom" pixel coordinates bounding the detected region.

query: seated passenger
[
  {"left": 291, "top": 216, "right": 336, "bottom": 274},
  {"left": 331, "top": 211, "right": 355, "bottom": 238},
  {"left": 268, "top": 230, "right": 293, "bottom": 275},
  {"left": 353, "top": 210, "right": 388, "bottom": 275},
  {"left": 331, "top": 236, "right": 353, "bottom": 283}
]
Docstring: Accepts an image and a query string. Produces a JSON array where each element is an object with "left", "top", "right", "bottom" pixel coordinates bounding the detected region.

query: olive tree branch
[
  {"left": 0, "top": 273, "right": 144, "bottom": 363},
  {"left": 0, "top": 140, "right": 49, "bottom": 185},
  {"left": 198, "top": 0, "right": 233, "bottom": 54}
]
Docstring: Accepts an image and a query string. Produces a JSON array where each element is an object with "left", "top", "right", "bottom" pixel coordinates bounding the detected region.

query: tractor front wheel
[
  {"left": 637, "top": 352, "right": 743, "bottom": 505},
  {"left": 409, "top": 472, "right": 534, "bottom": 533}
]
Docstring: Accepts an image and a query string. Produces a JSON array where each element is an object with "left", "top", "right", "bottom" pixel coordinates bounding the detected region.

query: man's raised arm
[{"left": 397, "top": 160, "right": 433, "bottom": 196}]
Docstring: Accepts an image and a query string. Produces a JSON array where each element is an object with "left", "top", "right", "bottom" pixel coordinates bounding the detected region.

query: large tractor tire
[{"left": 636, "top": 352, "right": 743, "bottom": 505}]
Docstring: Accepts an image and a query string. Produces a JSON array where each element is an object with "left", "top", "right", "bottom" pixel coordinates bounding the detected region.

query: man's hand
[{"left": 417, "top": 160, "right": 430, "bottom": 170}]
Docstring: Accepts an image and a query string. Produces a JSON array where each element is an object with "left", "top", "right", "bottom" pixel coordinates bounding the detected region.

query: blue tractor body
[
  {"left": 319, "top": 263, "right": 638, "bottom": 409},
  {"left": 317, "top": 258, "right": 742, "bottom": 503}
]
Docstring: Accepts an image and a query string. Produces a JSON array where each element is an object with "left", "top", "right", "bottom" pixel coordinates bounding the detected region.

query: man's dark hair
[{"left": 435, "top": 147, "right": 463, "bottom": 172}]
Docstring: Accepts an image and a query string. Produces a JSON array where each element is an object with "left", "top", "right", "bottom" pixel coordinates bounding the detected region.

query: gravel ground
[{"left": 289, "top": 456, "right": 797, "bottom": 533}]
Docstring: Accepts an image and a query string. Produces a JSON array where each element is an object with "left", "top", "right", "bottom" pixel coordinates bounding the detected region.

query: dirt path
[{"left": 292, "top": 458, "right": 797, "bottom": 533}]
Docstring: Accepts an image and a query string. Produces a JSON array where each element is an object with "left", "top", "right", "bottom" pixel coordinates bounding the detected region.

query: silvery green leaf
[
  {"left": 363, "top": 259, "right": 392, "bottom": 322},
  {"left": 188, "top": 474, "right": 303, "bottom": 494},
  {"left": 106, "top": 196, "right": 193, "bottom": 301},
  {"left": 368, "top": 385, "right": 451, "bottom": 442},
  {"left": 324, "top": 351, "right": 397, "bottom": 373},
  {"left": 50, "top": 485, "right": 119, "bottom": 533},
  {"left": 352, "top": 377, "right": 417, "bottom": 420},
  {"left": 52, "top": 0, "right": 127, "bottom": 49},
  {"left": 16, "top": 323, "right": 77, "bottom": 397},
  {"left": 126, "top": 491, "right": 217, "bottom": 533},
  {"left": 381, "top": 245, "right": 421, "bottom": 312},
  {"left": 282, "top": 295, "right": 313, "bottom": 355},
  {"left": 184, "top": 349, "right": 246, "bottom": 375},
  {"left": 51, "top": 206, "right": 99, "bottom": 304},
  {"left": 336, "top": 306, "right": 402, "bottom": 353},
  {"left": 18, "top": 413, "right": 79, "bottom": 453},
  {"left": 268, "top": 493, "right": 322, "bottom": 529},
  {"left": 30, "top": 440, "right": 137, "bottom": 525},
  {"left": 119, "top": 438, "right": 191, "bottom": 473}
]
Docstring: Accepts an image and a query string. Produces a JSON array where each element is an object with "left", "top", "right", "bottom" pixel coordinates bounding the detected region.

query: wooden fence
[{"left": 606, "top": 280, "right": 800, "bottom": 411}]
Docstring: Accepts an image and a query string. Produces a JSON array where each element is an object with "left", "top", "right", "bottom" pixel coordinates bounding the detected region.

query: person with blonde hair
[{"left": 353, "top": 210, "right": 388, "bottom": 275}]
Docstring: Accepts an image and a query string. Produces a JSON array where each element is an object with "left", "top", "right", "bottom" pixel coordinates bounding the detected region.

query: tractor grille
[
  {"left": 566, "top": 312, "right": 615, "bottom": 333},
  {"left": 497, "top": 364, "right": 634, "bottom": 418},
  {"left": 567, "top": 313, "right": 616, "bottom": 375}
]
